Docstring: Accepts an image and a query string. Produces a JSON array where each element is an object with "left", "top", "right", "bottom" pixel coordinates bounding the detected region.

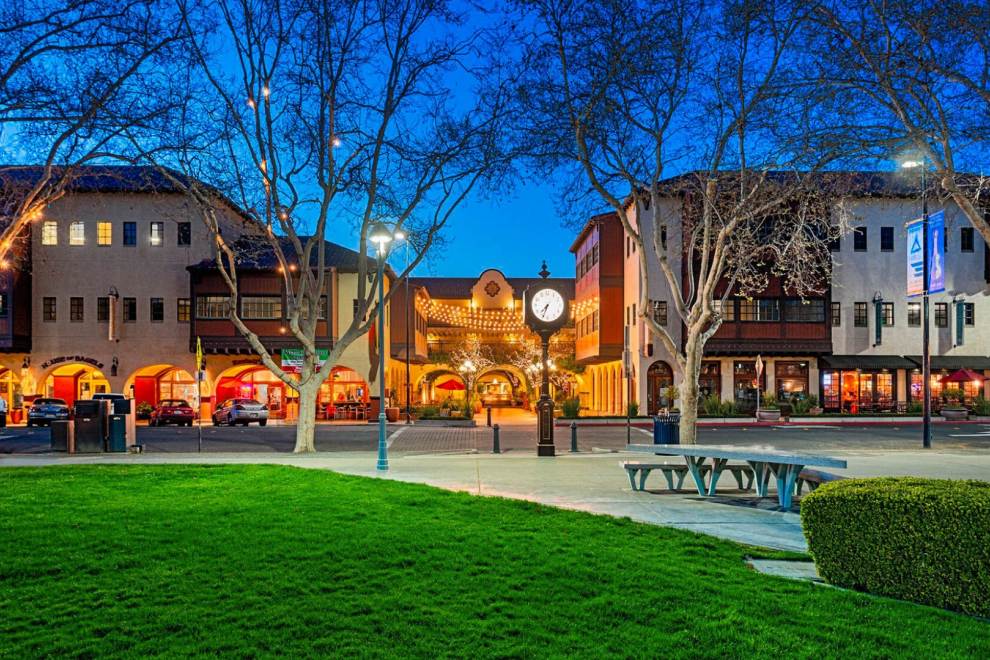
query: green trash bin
[{"left": 108, "top": 414, "right": 127, "bottom": 452}]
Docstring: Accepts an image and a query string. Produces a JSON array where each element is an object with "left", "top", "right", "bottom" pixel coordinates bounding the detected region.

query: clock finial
[{"left": 539, "top": 260, "right": 550, "bottom": 279}]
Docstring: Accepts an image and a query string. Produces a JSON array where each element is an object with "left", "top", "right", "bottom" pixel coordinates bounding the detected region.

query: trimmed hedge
[{"left": 801, "top": 478, "right": 990, "bottom": 617}]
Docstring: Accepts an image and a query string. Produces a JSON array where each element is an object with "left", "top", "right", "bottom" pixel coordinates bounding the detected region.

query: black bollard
[
  {"left": 492, "top": 424, "right": 501, "bottom": 454},
  {"left": 570, "top": 422, "right": 578, "bottom": 452},
  {"left": 486, "top": 406, "right": 492, "bottom": 427}
]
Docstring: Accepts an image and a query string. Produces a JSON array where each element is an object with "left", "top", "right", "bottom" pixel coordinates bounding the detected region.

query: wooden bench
[
  {"left": 795, "top": 469, "right": 845, "bottom": 495},
  {"left": 623, "top": 461, "right": 755, "bottom": 492}
]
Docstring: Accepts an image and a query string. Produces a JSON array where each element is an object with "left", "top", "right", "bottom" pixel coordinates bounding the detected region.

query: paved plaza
[{"left": 2, "top": 413, "right": 989, "bottom": 552}]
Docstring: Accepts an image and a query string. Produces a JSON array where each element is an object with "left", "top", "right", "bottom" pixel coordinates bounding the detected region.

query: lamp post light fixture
[
  {"left": 369, "top": 221, "right": 398, "bottom": 471},
  {"left": 901, "top": 156, "right": 932, "bottom": 449}
]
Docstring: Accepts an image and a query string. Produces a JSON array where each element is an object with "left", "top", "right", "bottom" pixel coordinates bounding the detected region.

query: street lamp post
[
  {"left": 369, "top": 222, "right": 397, "bottom": 470},
  {"left": 903, "top": 158, "right": 932, "bottom": 449}
]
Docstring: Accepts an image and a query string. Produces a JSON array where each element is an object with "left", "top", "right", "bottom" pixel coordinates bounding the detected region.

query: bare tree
[
  {"left": 809, "top": 0, "right": 990, "bottom": 242},
  {"left": 0, "top": 0, "right": 186, "bottom": 263},
  {"left": 515, "top": 0, "right": 842, "bottom": 443},
  {"left": 134, "top": 0, "right": 511, "bottom": 452},
  {"left": 446, "top": 336, "right": 495, "bottom": 413}
]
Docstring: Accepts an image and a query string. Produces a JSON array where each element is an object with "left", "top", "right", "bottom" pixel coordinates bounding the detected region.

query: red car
[{"left": 149, "top": 399, "right": 196, "bottom": 427}]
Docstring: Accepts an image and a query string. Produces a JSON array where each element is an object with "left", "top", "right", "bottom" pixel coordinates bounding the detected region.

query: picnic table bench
[
  {"left": 622, "top": 461, "right": 754, "bottom": 492},
  {"left": 795, "top": 468, "right": 846, "bottom": 494},
  {"left": 625, "top": 444, "right": 847, "bottom": 508}
]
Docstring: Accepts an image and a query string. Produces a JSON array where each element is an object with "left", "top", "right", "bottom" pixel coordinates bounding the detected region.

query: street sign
[
  {"left": 906, "top": 219, "right": 924, "bottom": 297},
  {"left": 755, "top": 354, "right": 764, "bottom": 378},
  {"left": 195, "top": 336, "right": 203, "bottom": 371},
  {"left": 927, "top": 210, "right": 945, "bottom": 294}
]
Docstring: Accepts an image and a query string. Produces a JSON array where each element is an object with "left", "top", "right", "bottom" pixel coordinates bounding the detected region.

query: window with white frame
[
  {"left": 42, "top": 221, "right": 58, "bottom": 245},
  {"left": 69, "top": 221, "right": 85, "bottom": 246}
]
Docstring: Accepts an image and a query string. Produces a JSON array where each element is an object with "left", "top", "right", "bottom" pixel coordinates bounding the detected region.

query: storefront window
[
  {"left": 775, "top": 361, "right": 809, "bottom": 400},
  {"left": 699, "top": 362, "right": 720, "bottom": 399},
  {"left": 733, "top": 361, "right": 766, "bottom": 412}
]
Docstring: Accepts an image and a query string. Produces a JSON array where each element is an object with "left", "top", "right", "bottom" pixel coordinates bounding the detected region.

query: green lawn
[{"left": 0, "top": 466, "right": 986, "bottom": 658}]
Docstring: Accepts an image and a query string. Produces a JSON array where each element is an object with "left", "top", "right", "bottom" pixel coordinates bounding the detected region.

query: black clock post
[{"left": 523, "top": 262, "right": 570, "bottom": 457}]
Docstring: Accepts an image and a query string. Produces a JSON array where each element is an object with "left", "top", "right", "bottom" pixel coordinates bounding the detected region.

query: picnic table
[{"left": 625, "top": 444, "right": 847, "bottom": 508}]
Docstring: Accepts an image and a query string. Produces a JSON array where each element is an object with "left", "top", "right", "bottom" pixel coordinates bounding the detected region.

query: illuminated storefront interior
[{"left": 44, "top": 364, "right": 110, "bottom": 406}]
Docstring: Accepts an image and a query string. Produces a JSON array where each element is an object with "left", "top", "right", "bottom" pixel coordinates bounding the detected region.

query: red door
[
  {"left": 52, "top": 375, "right": 78, "bottom": 407},
  {"left": 133, "top": 376, "right": 158, "bottom": 409}
]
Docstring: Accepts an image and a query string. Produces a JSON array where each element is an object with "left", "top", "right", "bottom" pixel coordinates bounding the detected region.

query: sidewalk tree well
[
  {"left": 128, "top": 0, "right": 514, "bottom": 452},
  {"left": 514, "top": 0, "right": 845, "bottom": 443}
]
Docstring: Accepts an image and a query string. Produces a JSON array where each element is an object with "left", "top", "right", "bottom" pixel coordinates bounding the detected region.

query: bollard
[
  {"left": 570, "top": 422, "right": 578, "bottom": 452},
  {"left": 492, "top": 423, "right": 501, "bottom": 454},
  {"left": 486, "top": 406, "right": 492, "bottom": 427}
]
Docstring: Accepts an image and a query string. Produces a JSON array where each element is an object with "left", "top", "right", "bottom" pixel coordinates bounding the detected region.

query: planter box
[
  {"left": 385, "top": 407, "right": 400, "bottom": 423},
  {"left": 941, "top": 408, "right": 969, "bottom": 421},
  {"left": 415, "top": 419, "right": 477, "bottom": 427},
  {"left": 757, "top": 409, "right": 781, "bottom": 422}
]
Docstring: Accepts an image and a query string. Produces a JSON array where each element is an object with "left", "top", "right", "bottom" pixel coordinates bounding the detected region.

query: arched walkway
[
  {"left": 42, "top": 363, "right": 110, "bottom": 407},
  {"left": 124, "top": 364, "right": 203, "bottom": 411}
]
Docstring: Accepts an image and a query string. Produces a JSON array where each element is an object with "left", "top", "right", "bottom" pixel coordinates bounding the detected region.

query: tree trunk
[
  {"left": 294, "top": 380, "right": 319, "bottom": 453},
  {"left": 679, "top": 334, "right": 704, "bottom": 445}
]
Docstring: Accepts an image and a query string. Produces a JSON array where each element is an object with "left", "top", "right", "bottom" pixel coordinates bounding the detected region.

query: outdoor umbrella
[
  {"left": 939, "top": 368, "right": 985, "bottom": 385},
  {"left": 435, "top": 379, "right": 466, "bottom": 391}
]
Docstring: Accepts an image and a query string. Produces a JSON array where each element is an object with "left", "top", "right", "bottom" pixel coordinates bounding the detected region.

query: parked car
[
  {"left": 26, "top": 398, "right": 71, "bottom": 427},
  {"left": 212, "top": 398, "right": 269, "bottom": 426},
  {"left": 150, "top": 399, "right": 196, "bottom": 427}
]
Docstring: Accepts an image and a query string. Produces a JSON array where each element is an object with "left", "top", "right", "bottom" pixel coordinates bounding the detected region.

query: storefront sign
[
  {"left": 40, "top": 355, "right": 104, "bottom": 370},
  {"left": 906, "top": 219, "right": 924, "bottom": 297},
  {"left": 927, "top": 211, "right": 945, "bottom": 294},
  {"left": 280, "top": 348, "right": 329, "bottom": 374},
  {"left": 955, "top": 302, "right": 965, "bottom": 346}
]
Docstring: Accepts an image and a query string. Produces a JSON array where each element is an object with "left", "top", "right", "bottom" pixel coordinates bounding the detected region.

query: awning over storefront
[
  {"left": 905, "top": 356, "right": 990, "bottom": 371},
  {"left": 819, "top": 355, "right": 917, "bottom": 371}
]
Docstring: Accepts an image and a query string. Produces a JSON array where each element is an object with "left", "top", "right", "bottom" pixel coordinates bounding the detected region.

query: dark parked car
[
  {"left": 27, "top": 398, "right": 71, "bottom": 427},
  {"left": 212, "top": 398, "right": 269, "bottom": 426},
  {"left": 150, "top": 399, "right": 195, "bottom": 427}
]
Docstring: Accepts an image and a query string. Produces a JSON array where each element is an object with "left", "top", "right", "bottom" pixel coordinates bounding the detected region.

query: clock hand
[{"left": 542, "top": 303, "right": 549, "bottom": 316}]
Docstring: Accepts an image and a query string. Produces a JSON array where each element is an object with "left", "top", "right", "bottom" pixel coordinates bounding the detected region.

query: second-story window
[
  {"left": 177, "top": 222, "right": 191, "bottom": 246},
  {"left": 123, "top": 297, "right": 137, "bottom": 322},
  {"left": 651, "top": 300, "right": 668, "bottom": 326},
  {"left": 881, "top": 302, "right": 894, "bottom": 326},
  {"left": 740, "top": 298, "right": 780, "bottom": 322},
  {"left": 43, "top": 297, "right": 56, "bottom": 322},
  {"left": 123, "top": 222, "right": 137, "bottom": 246},
  {"left": 69, "top": 221, "right": 85, "bottom": 246},
  {"left": 70, "top": 297, "right": 84, "bottom": 322},
  {"left": 853, "top": 227, "right": 868, "bottom": 252},
  {"left": 97, "top": 297, "right": 109, "bottom": 322},
  {"left": 196, "top": 295, "right": 231, "bottom": 319},
  {"left": 935, "top": 302, "right": 948, "bottom": 328},
  {"left": 149, "top": 222, "right": 164, "bottom": 246},
  {"left": 784, "top": 299, "right": 825, "bottom": 322},
  {"left": 854, "top": 302, "right": 868, "bottom": 327},
  {"left": 42, "top": 221, "right": 58, "bottom": 245},
  {"left": 177, "top": 298, "right": 190, "bottom": 322},
  {"left": 241, "top": 296, "right": 283, "bottom": 320},
  {"left": 961, "top": 227, "right": 975, "bottom": 252},
  {"left": 908, "top": 302, "right": 921, "bottom": 327},
  {"left": 97, "top": 221, "right": 112, "bottom": 246},
  {"left": 880, "top": 226, "right": 894, "bottom": 252},
  {"left": 150, "top": 298, "right": 164, "bottom": 322},
  {"left": 964, "top": 302, "right": 975, "bottom": 326},
  {"left": 831, "top": 302, "right": 841, "bottom": 326}
]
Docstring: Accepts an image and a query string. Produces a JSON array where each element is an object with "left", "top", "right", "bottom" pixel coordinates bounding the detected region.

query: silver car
[{"left": 212, "top": 398, "right": 269, "bottom": 426}]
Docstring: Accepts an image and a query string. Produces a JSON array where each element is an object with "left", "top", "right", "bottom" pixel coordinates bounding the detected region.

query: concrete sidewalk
[{"left": 3, "top": 447, "right": 988, "bottom": 552}]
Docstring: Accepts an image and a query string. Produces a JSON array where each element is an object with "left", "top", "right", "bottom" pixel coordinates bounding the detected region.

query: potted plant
[
  {"left": 757, "top": 392, "right": 781, "bottom": 421},
  {"left": 662, "top": 384, "right": 679, "bottom": 411},
  {"left": 940, "top": 387, "right": 969, "bottom": 420},
  {"left": 136, "top": 401, "right": 154, "bottom": 420}
]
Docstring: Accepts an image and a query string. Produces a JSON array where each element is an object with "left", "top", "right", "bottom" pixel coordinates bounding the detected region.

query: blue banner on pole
[
  {"left": 906, "top": 220, "right": 924, "bottom": 297},
  {"left": 927, "top": 210, "right": 945, "bottom": 294}
]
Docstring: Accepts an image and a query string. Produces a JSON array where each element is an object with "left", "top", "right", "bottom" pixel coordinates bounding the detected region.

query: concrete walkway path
[{"left": 4, "top": 446, "right": 988, "bottom": 552}]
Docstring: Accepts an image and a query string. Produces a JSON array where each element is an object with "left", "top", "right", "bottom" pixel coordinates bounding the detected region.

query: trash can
[
  {"left": 653, "top": 412, "right": 680, "bottom": 444},
  {"left": 73, "top": 400, "right": 106, "bottom": 453},
  {"left": 108, "top": 414, "right": 127, "bottom": 452},
  {"left": 51, "top": 420, "right": 74, "bottom": 452}
]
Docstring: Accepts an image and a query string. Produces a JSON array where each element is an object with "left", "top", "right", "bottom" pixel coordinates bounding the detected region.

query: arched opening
[
  {"left": 0, "top": 368, "right": 23, "bottom": 420},
  {"left": 215, "top": 365, "right": 292, "bottom": 419},
  {"left": 646, "top": 361, "right": 674, "bottom": 415},
  {"left": 319, "top": 366, "right": 370, "bottom": 420},
  {"left": 476, "top": 366, "right": 526, "bottom": 407},
  {"left": 417, "top": 369, "right": 466, "bottom": 406},
  {"left": 126, "top": 365, "right": 202, "bottom": 411},
  {"left": 43, "top": 364, "right": 110, "bottom": 407}
]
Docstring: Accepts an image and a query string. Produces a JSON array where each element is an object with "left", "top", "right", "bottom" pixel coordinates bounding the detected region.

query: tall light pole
[
  {"left": 903, "top": 157, "right": 932, "bottom": 449},
  {"left": 369, "top": 222, "right": 396, "bottom": 470},
  {"left": 399, "top": 233, "right": 413, "bottom": 424}
]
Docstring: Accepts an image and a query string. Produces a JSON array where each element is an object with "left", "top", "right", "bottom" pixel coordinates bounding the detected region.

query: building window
[
  {"left": 123, "top": 297, "right": 137, "bottom": 322},
  {"left": 739, "top": 298, "right": 780, "bottom": 322},
  {"left": 0, "top": 293, "right": 7, "bottom": 317},
  {"left": 828, "top": 235, "right": 840, "bottom": 252},
  {"left": 881, "top": 302, "right": 894, "bottom": 326},
  {"left": 631, "top": 303, "right": 636, "bottom": 325},
  {"left": 854, "top": 302, "right": 868, "bottom": 327},
  {"left": 97, "top": 297, "right": 109, "bottom": 322},
  {"left": 853, "top": 227, "right": 868, "bottom": 251},
  {"left": 43, "top": 297, "right": 56, "bottom": 322},
  {"left": 123, "top": 222, "right": 137, "bottom": 246},
  {"left": 652, "top": 300, "right": 668, "bottom": 326},
  {"left": 241, "top": 296, "right": 283, "bottom": 320},
  {"left": 783, "top": 299, "right": 825, "bottom": 322},
  {"left": 69, "top": 221, "right": 85, "bottom": 246},
  {"left": 150, "top": 297, "right": 164, "bottom": 322},
  {"left": 935, "top": 302, "right": 948, "bottom": 328},
  {"left": 70, "top": 297, "right": 84, "bottom": 322},
  {"left": 716, "top": 298, "right": 736, "bottom": 321},
  {"left": 880, "top": 226, "right": 894, "bottom": 252},
  {"left": 830, "top": 302, "right": 841, "bottom": 326},
  {"left": 196, "top": 295, "right": 230, "bottom": 319},
  {"left": 149, "top": 222, "right": 164, "bottom": 246},
  {"left": 42, "top": 221, "right": 58, "bottom": 245},
  {"left": 908, "top": 302, "right": 921, "bottom": 327},
  {"left": 177, "top": 298, "right": 190, "bottom": 322},
  {"left": 177, "top": 222, "right": 191, "bottom": 246},
  {"left": 961, "top": 227, "right": 974, "bottom": 252},
  {"left": 964, "top": 302, "right": 975, "bottom": 326},
  {"left": 97, "top": 221, "right": 112, "bottom": 246}
]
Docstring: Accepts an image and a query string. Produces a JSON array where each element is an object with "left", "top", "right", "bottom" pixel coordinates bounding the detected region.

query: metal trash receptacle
[
  {"left": 73, "top": 399, "right": 106, "bottom": 453},
  {"left": 51, "top": 420, "right": 74, "bottom": 452},
  {"left": 108, "top": 415, "right": 127, "bottom": 452},
  {"left": 653, "top": 413, "right": 680, "bottom": 444}
]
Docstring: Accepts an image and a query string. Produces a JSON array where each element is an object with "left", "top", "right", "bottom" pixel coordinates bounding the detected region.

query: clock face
[{"left": 530, "top": 288, "right": 565, "bottom": 323}]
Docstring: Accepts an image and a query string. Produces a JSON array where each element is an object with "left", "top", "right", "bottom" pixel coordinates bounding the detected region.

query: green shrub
[
  {"left": 420, "top": 406, "right": 439, "bottom": 418},
  {"left": 701, "top": 394, "right": 721, "bottom": 416},
  {"left": 760, "top": 392, "right": 778, "bottom": 409},
  {"left": 560, "top": 398, "right": 581, "bottom": 419},
  {"left": 801, "top": 478, "right": 990, "bottom": 617},
  {"left": 627, "top": 401, "right": 639, "bottom": 417},
  {"left": 972, "top": 396, "right": 990, "bottom": 416},
  {"left": 906, "top": 401, "right": 923, "bottom": 414}
]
